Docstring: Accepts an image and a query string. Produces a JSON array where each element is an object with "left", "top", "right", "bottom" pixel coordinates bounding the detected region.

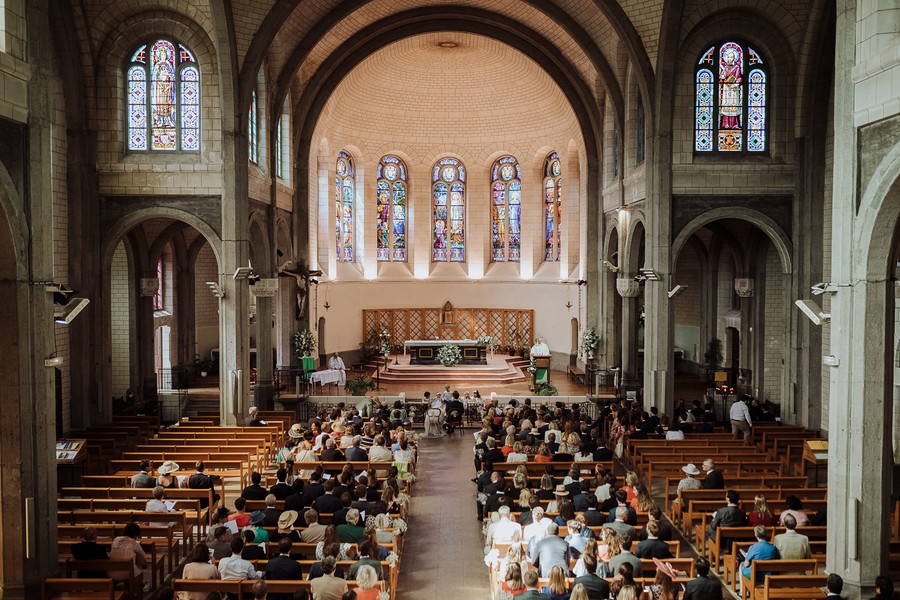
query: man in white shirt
[
  {"left": 523, "top": 506, "right": 552, "bottom": 545},
  {"left": 485, "top": 506, "right": 522, "bottom": 551},
  {"left": 529, "top": 336, "right": 550, "bottom": 358},
  {"left": 218, "top": 537, "right": 262, "bottom": 580},
  {"left": 327, "top": 352, "right": 346, "bottom": 385},
  {"left": 729, "top": 396, "right": 752, "bottom": 442}
]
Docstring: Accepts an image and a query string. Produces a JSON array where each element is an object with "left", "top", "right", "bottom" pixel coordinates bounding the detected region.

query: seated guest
[
  {"left": 345, "top": 436, "right": 368, "bottom": 461},
  {"left": 608, "top": 563, "right": 640, "bottom": 599},
  {"left": 332, "top": 492, "right": 353, "bottom": 526},
  {"left": 824, "top": 573, "right": 846, "bottom": 600},
  {"left": 870, "top": 576, "right": 897, "bottom": 600},
  {"left": 145, "top": 486, "right": 171, "bottom": 513},
  {"left": 265, "top": 538, "right": 302, "bottom": 600},
  {"left": 71, "top": 528, "right": 108, "bottom": 578},
  {"left": 573, "top": 552, "right": 609, "bottom": 599},
  {"left": 219, "top": 537, "right": 262, "bottom": 580},
  {"left": 181, "top": 543, "right": 219, "bottom": 600},
  {"left": 315, "top": 479, "right": 344, "bottom": 515},
  {"left": 336, "top": 508, "right": 365, "bottom": 543},
  {"left": 779, "top": 495, "right": 811, "bottom": 526},
  {"left": 310, "top": 557, "right": 347, "bottom": 600},
  {"left": 242, "top": 472, "right": 269, "bottom": 500},
  {"left": 773, "top": 514, "right": 811, "bottom": 559},
  {"left": 245, "top": 406, "right": 268, "bottom": 426},
  {"left": 747, "top": 494, "right": 775, "bottom": 527},
  {"left": 353, "top": 565, "right": 381, "bottom": 600},
  {"left": 486, "top": 505, "right": 523, "bottom": 548},
  {"left": 541, "top": 564, "right": 571, "bottom": 600},
  {"left": 564, "top": 520, "right": 589, "bottom": 559},
  {"left": 208, "top": 526, "right": 233, "bottom": 560},
  {"left": 228, "top": 497, "right": 251, "bottom": 528},
  {"left": 308, "top": 542, "right": 347, "bottom": 580},
  {"left": 665, "top": 421, "right": 685, "bottom": 440},
  {"left": 130, "top": 460, "right": 156, "bottom": 489},
  {"left": 499, "top": 562, "right": 527, "bottom": 597},
  {"left": 639, "top": 507, "right": 674, "bottom": 542},
  {"left": 301, "top": 509, "right": 327, "bottom": 543},
  {"left": 188, "top": 461, "right": 220, "bottom": 508},
  {"left": 262, "top": 494, "right": 282, "bottom": 526},
  {"left": 603, "top": 507, "right": 636, "bottom": 542},
  {"left": 740, "top": 525, "right": 779, "bottom": 582},
  {"left": 635, "top": 521, "right": 671, "bottom": 559},
  {"left": 583, "top": 495, "right": 605, "bottom": 527},
  {"left": 156, "top": 461, "right": 180, "bottom": 489},
  {"left": 320, "top": 438, "right": 346, "bottom": 461},
  {"left": 701, "top": 458, "right": 724, "bottom": 489},
  {"left": 347, "top": 541, "right": 383, "bottom": 581},
  {"left": 245, "top": 510, "right": 269, "bottom": 542},
  {"left": 241, "top": 529, "right": 267, "bottom": 561},
  {"left": 521, "top": 569, "right": 550, "bottom": 599},
  {"left": 606, "top": 490, "right": 638, "bottom": 525},
  {"left": 269, "top": 468, "right": 293, "bottom": 500},
  {"left": 682, "top": 556, "right": 721, "bottom": 600},
  {"left": 108, "top": 522, "right": 148, "bottom": 586},
  {"left": 531, "top": 523, "right": 569, "bottom": 577},
  {"left": 707, "top": 490, "right": 746, "bottom": 543},
  {"left": 608, "top": 533, "right": 642, "bottom": 577},
  {"left": 204, "top": 507, "right": 231, "bottom": 539},
  {"left": 645, "top": 559, "right": 683, "bottom": 600},
  {"left": 271, "top": 510, "right": 301, "bottom": 543}
]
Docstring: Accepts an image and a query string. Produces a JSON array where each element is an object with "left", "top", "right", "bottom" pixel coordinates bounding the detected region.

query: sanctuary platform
[{"left": 369, "top": 353, "right": 529, "bottom": 385}]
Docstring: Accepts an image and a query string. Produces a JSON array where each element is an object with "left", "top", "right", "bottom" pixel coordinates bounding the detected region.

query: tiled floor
[{"left": 394, "top": 432, "right": 492, "bottom": 599}]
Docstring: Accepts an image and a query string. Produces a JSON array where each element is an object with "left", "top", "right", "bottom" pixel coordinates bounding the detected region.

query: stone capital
[
  {"left": 616, "top": 277, "right": 641, "bottom": 298},
  {"left": 734, "top": 278, "right": 754, "bottom": 297}
]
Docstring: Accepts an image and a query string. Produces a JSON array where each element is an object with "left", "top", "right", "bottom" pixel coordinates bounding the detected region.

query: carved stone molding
[
  {"left": 617, "top": 277, "right": 641, "bottom": 298},
  {"left": 734, "top": 278, "right": 754, "bottom": 298}
]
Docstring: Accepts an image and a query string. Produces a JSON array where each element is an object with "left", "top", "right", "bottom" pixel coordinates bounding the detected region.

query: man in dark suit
[
  {"left": 319, "top": 438, "right": 345, "bottom": 461},
  {"left": 301, "top": 473, "right": 325, "bottom": 507},
  {"left": 583, "top": 495, "right": 605, "bottom": 526},
  {"left": 130, "top": 460, "right": 156, "bottom": 488},
  {"left": 269, "top": 468, "right": 293, "bottom": 500},
  {"left": 606, "top": 490, "right": 638, "bottom": 525},
  {"left": 706, "top": 490, "right": 746, "bottom": 542},
  {"left": 635, "top": 521, "right": 671, "bottom": 559},
  {"left": 531, "top": 523, "right": 569, "bottom": 577},
  {"left": 701, "top": 458, "right": 725, "bottom": 489},
  {"left": 481, "top": 439, "right": 505, "bottom": 470},
  {"left": 188, "top": 461, "right": 219, "bottom": 508},
  {"left": 345, "top": 436, "right": 368, "bottom": 461},
  {"left": 240, "top": 529, "right": 266, "bottom": 560},
  {"left": 593, "top": 442, "right": 613, "bottom": 461},
  {"left": 823, "top": 573, "right": 846, "bottom": 600},
  {"left": 573, "top": 553, "right": 610, "bottom": 600},
  {"left": 331, "top": 493, "right": 353, "bottom": 526},
  {"left": 264, "top": 538, "right": 302, "bottom": 600},
  {"left": 519, "top": 570, "right": 551, "bottom": 600},
  {"left": 71, "top": 528, "right": 109, "bottom": 577},
  {"left": 262, "top": 494, "right": 282, "bottom": 526},
  {"left": 572, "top": 480, "right": 592, "bottom": 511},
  {"left": 313, "top": 479, "right": 343, "bottom": 515},
  {"left": 638, "top": 506, "right": 674, "bottom": 541},
  {"left": 242, "top": 471, "right": 269, "bottom": 500},
  {"left": 683, "top": 557, "right": 723, "bottom": 599}
]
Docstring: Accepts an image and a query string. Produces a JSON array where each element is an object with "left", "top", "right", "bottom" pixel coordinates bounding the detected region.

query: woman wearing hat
[
  {"left": 641, "top": 558, "right": 686, "bottom": 600},
  {"left": 156, "top": 461, "right": 181, "bottom": 489},
  {"left": 271, "top": 510, "right": 301, "bottom": 543},
  {"left": 293, "top": 439, "right": 318, "bottom": 479},
  {"left": 244, "top": 510, "right": 269, "bottom": 543},
  {"left": 547, "top": 484, "right": 569, "bottom": 514}
]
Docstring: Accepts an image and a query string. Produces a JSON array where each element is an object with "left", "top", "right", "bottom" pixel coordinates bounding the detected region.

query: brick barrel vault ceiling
[
  {"left": 263, "top": 0, "right": 620, "bottom": 100},
  {"left": 311, "top": 32, "right": 584, "bottom": 158}
]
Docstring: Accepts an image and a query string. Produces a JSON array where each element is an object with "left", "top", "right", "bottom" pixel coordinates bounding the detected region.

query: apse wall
[{"left": 305, "top": 33, "right": 589, "bottom": 364}]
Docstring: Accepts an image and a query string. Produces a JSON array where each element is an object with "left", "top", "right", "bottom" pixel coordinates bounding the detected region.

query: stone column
[
  {"left": 735, "top": 278, "right": 754, "bottom": 390},
  {"left": 252, "top": 280, "right": 277, "bottom": 410},
  {"left": 617, "top": 277, "right": 641, "bottom": 384}
]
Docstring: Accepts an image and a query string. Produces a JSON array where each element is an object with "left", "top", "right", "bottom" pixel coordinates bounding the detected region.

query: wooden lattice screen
[{"left": 362, "top": 307, "right": 534, "bottom": 351}]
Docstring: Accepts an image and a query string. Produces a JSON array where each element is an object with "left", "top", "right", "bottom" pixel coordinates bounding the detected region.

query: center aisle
[{"left": 395, "top": 432, "right": 491, "bottom": 599}]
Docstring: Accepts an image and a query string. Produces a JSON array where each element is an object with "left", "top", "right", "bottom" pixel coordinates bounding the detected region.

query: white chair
[{"left": 425, "top": 407, "right": 443, "bottom": 437}]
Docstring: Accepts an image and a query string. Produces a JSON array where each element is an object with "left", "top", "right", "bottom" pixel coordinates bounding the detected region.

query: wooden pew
[
  {"left": 740, "top": 560, "right": 819, "bottom": 600},
  {"left": 57, "top": 510, "right": 191, "bottom": 556},
  {"left": 58, "top": 524, "right": 180, "bottom": 572},
  {"left": 64, "top": 560, "right": 138, "bottom": 600},
  {"left": 762, "top": 574, "right": 828, "bottom": 599},
  {"left": 42, "top": 578, "right": 126, "bottom": 600},
  {"left": 57, "top": 540, "right": 166, "bottom": 592}
]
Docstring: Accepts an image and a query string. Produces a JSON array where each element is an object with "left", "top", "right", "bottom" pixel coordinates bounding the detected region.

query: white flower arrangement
[
  {"left": 385, "top": 551, "right": 400, "bottom": 567},
  {"left": 293, "top": 329, "right": 316, "bottom": 358},
  {"left": 484, "top": 548, "right": 500, "bottom": 567},
  {"left": 379, "top": 592, "right": 390, "bottom": 600},
  {"left": 437, "top": 343, "right": 462, "bottom": 367},
  {"left": 475, "top": 335, "right": 496, "bottom": 347},
  {"left": 579, "top": 327, "right": 600, "bottom": 356},
  {"left": 402, "top": 473, "right": 416, "bottom": 484},
  {"left": 391, "top": 517, "right": 408, "bottom": 534}
]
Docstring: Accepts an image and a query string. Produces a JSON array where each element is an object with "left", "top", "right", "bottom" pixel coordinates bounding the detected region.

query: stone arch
[
  {"left": 248, "top": 214, "right": 271, "bottom": 274},
  {"left": 858, "top": 143, "right": 900, "bottom": 278},
  {"left": 102, "top": 208, "right": 221, "bottom": 273},
  {"left": 0, "top": 162, "right": 28, "bottom": 281},
  {"left": 623, "top": 213, "right": 647, "bottom": 274},
  {"left": 672, "top": 208, "right": 792, "bottom": 274}
]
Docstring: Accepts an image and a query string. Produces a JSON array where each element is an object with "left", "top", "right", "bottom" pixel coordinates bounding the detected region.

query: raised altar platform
[
  {"left": 403, "top": 339, "right": 487, "bottom": 365},
  {"left": 372, "top": 353, "right": 527, "bottom": 384}
]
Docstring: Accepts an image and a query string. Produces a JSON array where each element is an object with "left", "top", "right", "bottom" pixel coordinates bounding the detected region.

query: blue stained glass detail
[{"left": 491, "top": 156, "right": 521, "bottom": 262}]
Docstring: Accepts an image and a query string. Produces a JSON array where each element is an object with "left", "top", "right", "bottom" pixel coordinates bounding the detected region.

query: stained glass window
[
  {"left": 490, "top": 156, "right": 521, "bottom": 262},
  {"left": 276, "top": 98, "right": 290, "bottom": 183},
  {"left": 694, "top": 41, "right": 767, "bottom": 153},
  {"left": 127, "top": 39, "right": 200, "bottom": 152},
  {"left": 613, "top": 126, "right": 619, "bottom": 177},
  {"left": 249, "top": 89, "right": 258, "bottom": 163},
  {"left": 335, "top": 150, "right": 355, "bottom": 262},
  {"left": 544, "top": 152, "right": 563, "bottom": 262},
  {"left": 275, "top": 118, "right": 282, "bottom": 178},
  {"left": 432, "top": 157, "right": 466, "bottom": 262},
  {"left": 376, "top": 155, "right": 407, "bottom": 262}
]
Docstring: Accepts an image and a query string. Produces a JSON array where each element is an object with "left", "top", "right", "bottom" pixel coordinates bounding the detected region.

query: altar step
[{"left": 366, "top": 355, "right": 530, "bottom": 384}]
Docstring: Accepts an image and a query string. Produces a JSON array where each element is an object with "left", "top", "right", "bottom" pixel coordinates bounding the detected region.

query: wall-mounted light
[
  {"left": 667, "top": 284, "right": 688, "bottom": 298},
  {"left": 795, "top": 299, "right": 830, "bottom": 325},
  {"left": 206, "top": 282, "right": 225, "bottom": 298}
]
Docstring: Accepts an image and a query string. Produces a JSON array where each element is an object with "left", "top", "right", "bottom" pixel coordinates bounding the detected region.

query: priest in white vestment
[
  {"left": 328, "top": 352, "right": 346, "bottom": 384},
  {"left": 529, "top": 337, "right": 550, "bottom": 358}
]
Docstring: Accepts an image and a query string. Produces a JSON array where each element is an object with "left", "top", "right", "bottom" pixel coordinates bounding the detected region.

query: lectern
[{"left": 532, "top": 355, "right": 551, "bottom": 387}]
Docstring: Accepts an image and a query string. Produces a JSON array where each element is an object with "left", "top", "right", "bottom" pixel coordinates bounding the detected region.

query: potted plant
[
  {"left": 580, "top": 327, "right": 600, "bottom": 361},
  {"left": 194, "top": 354, "right": 214, "bottom": 377},
  {"left": 345, "top": 374, "right": 374, "bottom": 396},
  {"left": 536, "top": 382, "right": 559, "bottom": 396}
]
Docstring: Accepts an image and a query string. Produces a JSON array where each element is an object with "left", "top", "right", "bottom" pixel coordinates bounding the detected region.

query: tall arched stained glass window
[
  {"left": 432, "top": 157, "right": 466, "bottom": 262},
  {"left": 694, "top": 41, "right": 767, "bottom": 153},
  {"left": 248, "top": 89, "right": 258, "bottom": 163},
  {"left": 335, "top": 150, "right": 355, "bottom": 262},
  {"left": 490, "top": 156, "right": 521, "bottom": 262},
  {"left": 544, "top": 152, "right": 562, "bottom": 262},
  {"left": 127, "top": 39, "right": 200, "bottom": 151},
  {"left": 376, "top": 155, "right": 407, "bottom": 262}
]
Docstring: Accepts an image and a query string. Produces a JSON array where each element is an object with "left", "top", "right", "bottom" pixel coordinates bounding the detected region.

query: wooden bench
[
  {"left": 740, "top": 560, "right": 819, "bottom": 600},
  {"left": 762, "top": 574, "right": 828, "bottom": 599},
  {"left": 58, "top": 540, "right": 166, "bottom": 592},
  {"left": 723, "top": 541, "right": 826, "bottom": 589},
  {"left": 566, "top": 365, "right": 585, "bottom": 384},
  {"left": 42, "top": 578, "right": 126, "bottom": 600},
  {"left": 64, "top": 560, "right": 138, "bottom": 600},
  {"left": 58, "top": 524, "right": 180, "bottom": 572}
]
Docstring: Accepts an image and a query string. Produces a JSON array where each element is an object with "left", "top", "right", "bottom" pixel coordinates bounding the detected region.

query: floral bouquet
[
  {"left": 437, "top": 343, "right": 462, "bottom": 367},
  {"left": 293, "top": 329, "right": 316, "bottom": 358}
]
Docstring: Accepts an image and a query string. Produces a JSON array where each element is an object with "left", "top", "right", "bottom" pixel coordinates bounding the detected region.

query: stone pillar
[
  {"left": 252, "top": 280, "right": 277, "bottom": 410},
  {"left": 643, "top": 277, "right": 673, "bottom": 414},
  {"left": 735, "top": 278, "right": 754, "bottom": 390},
  {"left": 617, "top": 277, "right": 641, "bottom": 383}
]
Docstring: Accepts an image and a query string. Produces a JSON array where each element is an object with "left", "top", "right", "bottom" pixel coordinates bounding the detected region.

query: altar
[{"left": 404, "top": 339, "right": 487, "bottom": 365}]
